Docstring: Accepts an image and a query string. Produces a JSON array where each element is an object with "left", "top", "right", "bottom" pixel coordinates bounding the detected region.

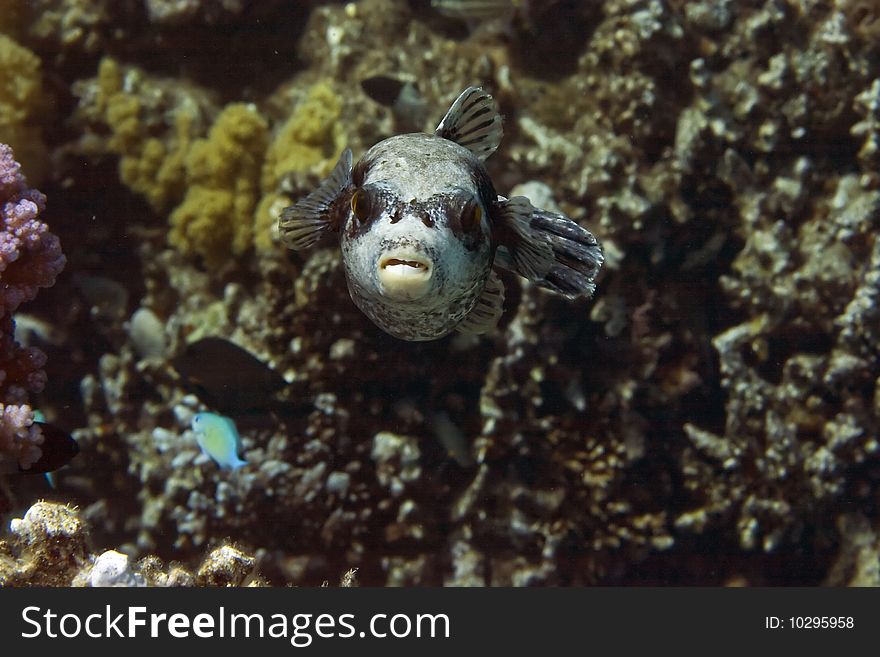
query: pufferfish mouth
[{"left": 378, "top": 251, "right": 433, "bottom": 300}]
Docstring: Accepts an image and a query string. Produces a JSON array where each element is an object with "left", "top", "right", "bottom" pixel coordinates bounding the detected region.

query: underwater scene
[{"left": 0, "top": 0, "right": 878, "bottom": 587}]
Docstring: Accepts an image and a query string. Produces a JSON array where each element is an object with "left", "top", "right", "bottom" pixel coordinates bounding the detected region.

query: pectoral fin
[
  {"left": 458, "top": 269, "right": 505, "bottom": 335},
  {"left": 494, "top": 196, "right": 603, "bottom": 299},
  {"left": 435, "top": 87, "right": 503, "bottom": 161},
  {"left": 279, "top": 148, "right": 353, "bottom": 250}
]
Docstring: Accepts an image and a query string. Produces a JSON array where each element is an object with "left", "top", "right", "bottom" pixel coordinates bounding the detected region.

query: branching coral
[{"left": 0, "top": 143, "right": 64, "bottom": 471}]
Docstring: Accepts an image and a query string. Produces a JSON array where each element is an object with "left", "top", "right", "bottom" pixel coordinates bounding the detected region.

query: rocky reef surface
[{"left": 0, "top": 0, "right": 878, "bottom": 585}]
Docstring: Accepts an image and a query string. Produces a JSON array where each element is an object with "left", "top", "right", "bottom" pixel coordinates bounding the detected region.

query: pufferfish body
[{"left": 279, "top": 87, "right": 603, "bottom": 341}]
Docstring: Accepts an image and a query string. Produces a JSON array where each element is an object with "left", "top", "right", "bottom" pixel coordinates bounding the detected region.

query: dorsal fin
[{"left": 435, "top": 87, "right": 503, "bottom": 161}]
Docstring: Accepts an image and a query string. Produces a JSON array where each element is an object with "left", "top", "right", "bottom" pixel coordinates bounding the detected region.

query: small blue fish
[{"left": 191, "top": 412, "right": 247, "bottom": 469}]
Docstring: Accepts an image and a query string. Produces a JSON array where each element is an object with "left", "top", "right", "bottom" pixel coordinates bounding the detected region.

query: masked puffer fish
[{"left": 279, "top": 87, "right": 603, "bottom": 341}]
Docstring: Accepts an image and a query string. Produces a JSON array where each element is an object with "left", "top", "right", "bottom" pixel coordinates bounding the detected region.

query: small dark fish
[
  {"left": 361, "top": 76, "right": 408, "bottom": 107},
  {"left": 13, "top": 423, "right": 80, "bottom": 475},
  {"left": 73, "top": 273, "right": 129, "bottom": 322},
  {"left": 172, "top": 337, "right": 287, "bottom": 414},
  {"left": 279, "top": 87, "right": 603, "bottom": 341},
  {"left": 361, "top": 76, "right": 429, "bottom": 133}
]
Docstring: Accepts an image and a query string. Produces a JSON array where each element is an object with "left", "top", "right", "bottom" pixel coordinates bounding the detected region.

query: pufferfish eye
[
  {"left": 460, "top": 198, "right": 483, "bottom": 234},
  {"left": 351, "top": 189, "right": 373, "bottom": 224}
]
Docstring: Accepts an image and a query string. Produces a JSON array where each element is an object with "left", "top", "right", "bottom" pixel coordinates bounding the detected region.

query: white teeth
[
  {"left": 385, "top": 263, "right": 423, "bottom": 276},
  {"left": 378, "top": 252, "right": 433, "bottom": 300}
]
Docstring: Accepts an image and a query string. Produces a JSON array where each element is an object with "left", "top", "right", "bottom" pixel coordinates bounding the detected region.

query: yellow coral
[
  {"left": 254, "top": 192, "right": 292, "bottom": 252},
  {"left": 0, "top": 34, "right": 48, "bottom": 182},
  {"left": 82, "top": 63, "right": 346, "bottom": 265},
  {"left": 169, "top": 104, "right": 268, "bottom": 270},
  {"left": 87, "top": 57, "right": 194, "bottom": 213},
  {"left": 261, "top": 83, "right": 345, "bottom": 190},
  {"left": 95, "top": 56, "right": 123, "bottom": 106},
  {"left": 255, "top": 83, "right": 346, "bottom": 253},
  {"left": 119, "top": 114, "right": 191, "bottom": 210}
]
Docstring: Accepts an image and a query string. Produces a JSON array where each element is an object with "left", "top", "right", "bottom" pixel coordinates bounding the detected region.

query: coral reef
[
  {"left": 72, "top": 57, "right": 214, "bottom": 213},
  {"left": 256, "top": 83, "right": 346, "bottom": 253},
  {"left": 1, "top": 501, "right": 89, "bottom": 585},
  {"left": 0, "top": 143, "right": 65, "bottom": 472},
  {"left": 825, "top": 513, "right": 880, "bottom": 586},
  {"left": 0, "top": 0, "right": 878, "bottom": 586},
  {"left": 0, "top": 501, "right": 264, "bottom": 586},
  {"left": 71, "top": 63, "right": 345, "bottom": 266},
  {"left": 0, "top": 34, "right": 48, "bottom": 182},
  {"left": 145, "top": 0, "right": 246, "bottom": 27},
  {"left": 168, "top": 103, "right": 268, "bottom": 269},
  {"left": 1, "top": 0, "right": 111, "bottom": 57}
]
